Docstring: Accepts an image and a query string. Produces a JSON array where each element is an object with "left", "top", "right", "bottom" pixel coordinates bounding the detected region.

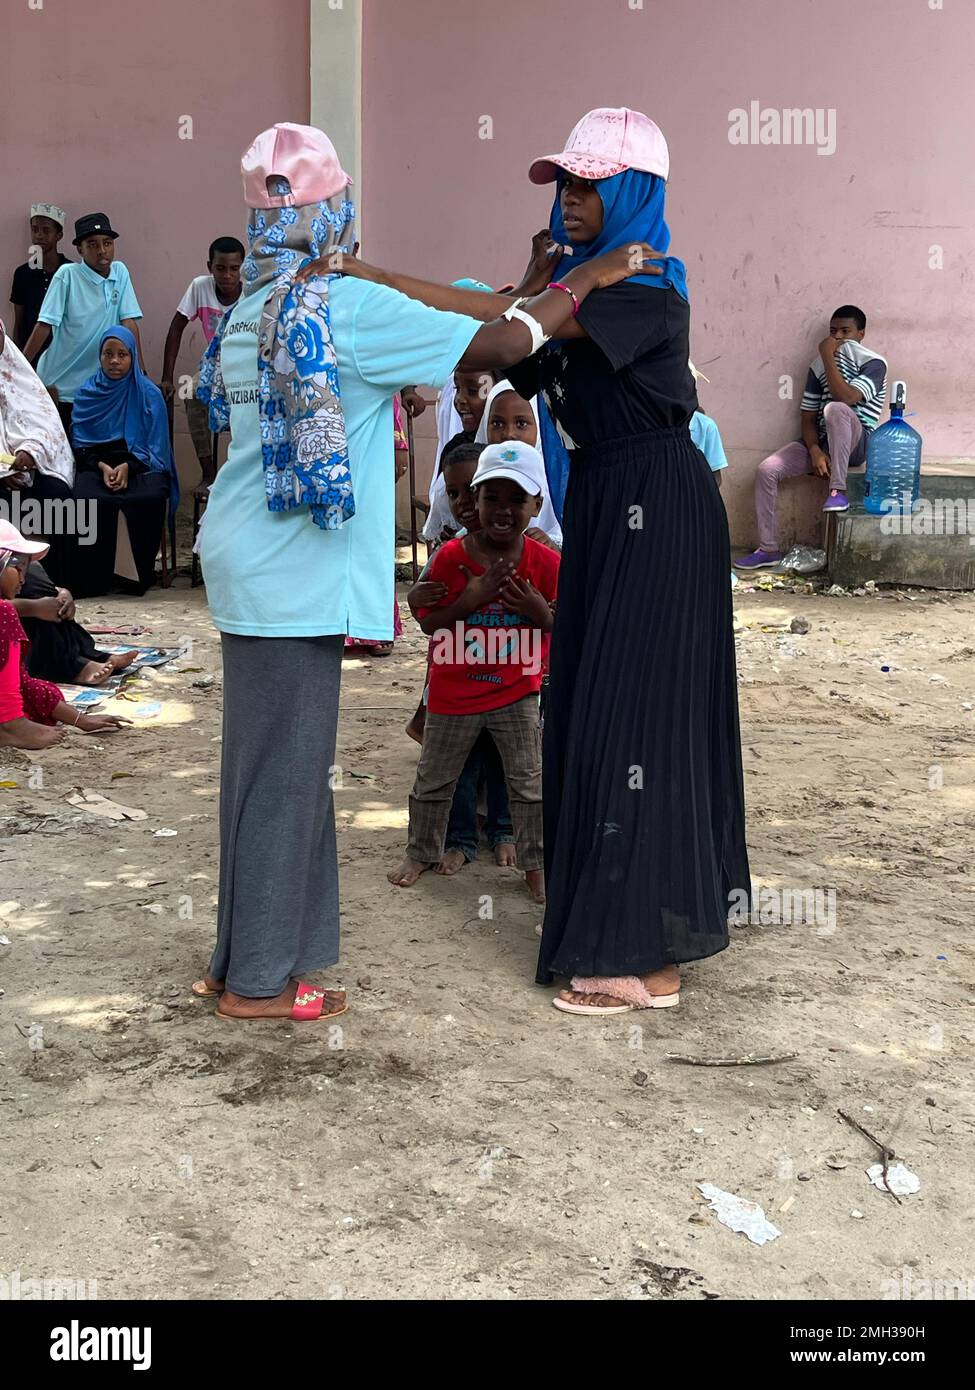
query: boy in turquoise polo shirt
[{"left": 22, "top": 213, "right": 144, "bottom": 433}]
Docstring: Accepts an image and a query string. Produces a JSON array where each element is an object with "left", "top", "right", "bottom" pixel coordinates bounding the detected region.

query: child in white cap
[
  {"left": 389, "top": 440, "right": 560, "bottom": 902},
  {"left": 9, "top": 204, "right": 71, "bottom": 353}
]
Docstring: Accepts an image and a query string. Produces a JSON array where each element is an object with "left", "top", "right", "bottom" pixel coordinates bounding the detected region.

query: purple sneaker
[
  {"left": 734, "top": 548, "right": 784, "bottom": 570},
  {"left": 822, "top": 490, "right": 849, "bottom": 512}
]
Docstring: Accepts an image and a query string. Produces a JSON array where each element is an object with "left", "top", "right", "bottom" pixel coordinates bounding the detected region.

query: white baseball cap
[
  {"left": 0, "top": 519, "right": 49, "bottom": 559},
  {"left": 473, "top": 441, "right": 546, "bottom": 496}
]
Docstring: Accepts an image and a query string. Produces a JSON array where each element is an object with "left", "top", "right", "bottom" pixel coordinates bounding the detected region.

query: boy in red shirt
[{"left": 388, "top": 441, "right": 559, "bottom": 902}]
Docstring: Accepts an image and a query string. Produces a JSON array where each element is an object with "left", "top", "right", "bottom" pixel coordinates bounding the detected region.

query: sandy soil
[{"left": 1, "top": 574, "right": 973, "bottom": 1301}]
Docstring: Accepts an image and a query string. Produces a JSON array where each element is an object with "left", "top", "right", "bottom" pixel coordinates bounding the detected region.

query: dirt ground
[{"left": 1, "top": 570, "right": 973, "bottom": 1302}]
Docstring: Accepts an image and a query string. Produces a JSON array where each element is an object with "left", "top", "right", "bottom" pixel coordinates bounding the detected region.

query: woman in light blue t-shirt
[{"left": 191, "top": 123, "right": 651, "bottom": 1025}]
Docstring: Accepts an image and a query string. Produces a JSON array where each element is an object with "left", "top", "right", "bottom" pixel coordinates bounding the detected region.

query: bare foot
[
  {"left": 216, "top": 980, "right": 347, "bottom": 1021},
  {"left": 191, "top": 974, "right": 225, "bottom": 997},
  {"left": 405, "top": 717, "right": 424, "bottom": 745},
  {"left": 436, "top": 848, "right": 468, "bottom": 876},
  {"left": 75, "top": 659, "right": 114, "bottom": 686},
  {"left": 109, "top": 650, "right": 139, "bottom": 672},
  {"left": 558, "top": 989, "right": 630, "bottom": 1009},
  {"left": 494, "top": 842, "right": 517, "bottom": 867},
  {"left": 640, "top": 964, "right": 680, "bottom": 997},
  {"left": 525, "top": 868, "right": 545, "bottom": 903},
  {"left": 387, "top": 856, "right": 432, "bottom": 887},
  {"left": 0, "top": 718, "right": 65, "bottom": 750}
]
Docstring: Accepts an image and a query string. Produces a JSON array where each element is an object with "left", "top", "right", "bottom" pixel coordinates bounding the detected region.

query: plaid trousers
[{"left": 407, "top": 694, "right": 543, "bottom": 869}]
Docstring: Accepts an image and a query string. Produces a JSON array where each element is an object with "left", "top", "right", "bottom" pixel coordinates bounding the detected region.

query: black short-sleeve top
[{"left": 507, "top": 283, "right": 698, "bottom": 450}]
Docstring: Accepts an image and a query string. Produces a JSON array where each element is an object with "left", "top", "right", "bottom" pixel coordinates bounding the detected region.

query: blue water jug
[{"left": 863, "top": 381, "right": 922, "bottom": 515}]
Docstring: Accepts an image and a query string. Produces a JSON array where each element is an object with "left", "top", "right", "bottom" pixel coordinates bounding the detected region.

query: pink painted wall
[
  {"left": 4, "top": 0, "right": 310, "bottom": 494},
  {"left": 362, "top": 0, "right": 975, "bottom": 547}
]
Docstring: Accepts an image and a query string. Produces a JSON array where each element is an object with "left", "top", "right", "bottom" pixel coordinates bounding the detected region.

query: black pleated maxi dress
[{"left": 508, "top": 282, "right": 750, "bottom": 985}]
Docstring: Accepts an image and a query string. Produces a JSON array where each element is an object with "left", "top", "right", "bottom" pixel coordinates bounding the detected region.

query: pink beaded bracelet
[{"left": 548, "top": 280, "right": 580, "bottom": 316}]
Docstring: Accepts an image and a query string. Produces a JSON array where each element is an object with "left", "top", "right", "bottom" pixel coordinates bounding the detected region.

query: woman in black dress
[{"left": 307, "top": 107, "right": 749, "bottom": 1017}]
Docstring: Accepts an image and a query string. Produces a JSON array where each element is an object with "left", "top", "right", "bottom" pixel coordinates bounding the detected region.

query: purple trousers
[{"left": 756, "top": 401, "right": 865, "bottom": 549}]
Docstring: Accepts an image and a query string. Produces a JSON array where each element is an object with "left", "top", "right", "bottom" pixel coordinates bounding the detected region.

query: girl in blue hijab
[
  {"left": 549, "top": 168, "right": 688, "bottom": 302},
  {"left": 71, "top": 327, "right": 179, "bottom": 596}
]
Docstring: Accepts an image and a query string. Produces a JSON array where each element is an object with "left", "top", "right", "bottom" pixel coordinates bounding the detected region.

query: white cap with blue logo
[{"left": 472, "top": 440, "right": 546, "bottom": 496}]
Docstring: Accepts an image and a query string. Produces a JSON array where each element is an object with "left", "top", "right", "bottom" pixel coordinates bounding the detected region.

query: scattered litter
[
  {"left": 141, "top": 904, "right": 164, "bottom": 915},
  {"left": 936, "top": 954, "right": 947, "bottom": 961},
  {"left": 779, "top": 1195, "right": 796, "bottom": 1214},
  {"left": 633, "top": 1070, "right": 649, "bottom": 1087},
  {"left": 881, "top": 665, "right": 890, "bottom": 672},
  {"left": 962, "top": 702, "right": 973, "bottom": 711},
  {"left": 779, "top": 544, "right": 827, "bottom": 575},
  {"left": 851, "top": 1209, "right": 864, "bottom": 1219},
  {"left": 110, "top": 772, "right": 134, "bottom": 781},
  {"left": 864, "top": 580, "right": 877, "bottom": 593},
  {"left": 696, "top": 1183, "right": 782, "bottom": 1245},
  {"left": 192, "top": 676, "right": 216, "bottom": 690},
  {"left": 929, "top": 675, "right": 947, "bottom": 685},
  {"left": 0, "top": 780, "right": 19, "bottom": 790},
  {"left": 789, "top": 616, "right": 811, "bottom": 635},
  {"left": 60, "top": 686, "right": 108, "bottom": 710},
  {"left": 153, "top": 828, "right": 178, "bottom": 838},
  {"left": 826, "top": 1156, "right": 849, "bottom": 1170},
  {"left": 128, "top": 702, "right": 163, "bottom": 720},
  {"left": 826, "top": 584, "right": 847, "bottom": 597},
  {"left": 65, "top": 789, "right": 147, "bottom": 822},
  {"left": 867, "top": 1161, "right": 919, "bottom": 1197},
  {"left": 0, "top": 934, "right": 10, "bottom": 946}
]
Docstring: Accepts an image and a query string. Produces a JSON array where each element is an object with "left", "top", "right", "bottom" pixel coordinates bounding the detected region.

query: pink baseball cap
[
  {"left": 529, "top": 107, "right": 670, "bottom": 185},
  {"left": 241, "top": 123, "right": 353, "bottom": 209},
  {"left": 0, "top": 519, "right": 49, "bottom": 560}
]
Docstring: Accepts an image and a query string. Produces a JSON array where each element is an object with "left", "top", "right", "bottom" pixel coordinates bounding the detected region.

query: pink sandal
[
  {"left": 215, "top": 980, "right": 348, "bottom": 1023},
  {"left": 553, "top": 975, "right": 680, "bottom": 1016}
]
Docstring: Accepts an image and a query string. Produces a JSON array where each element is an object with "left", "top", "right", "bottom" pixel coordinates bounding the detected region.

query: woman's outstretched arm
[{"left": 296, "top": 246, "right": 664, "bottom": 369}]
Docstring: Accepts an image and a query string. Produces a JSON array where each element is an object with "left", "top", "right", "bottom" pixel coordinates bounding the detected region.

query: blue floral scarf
[{"left": 197, "top": 186, "right": 356, "bottom": 529}]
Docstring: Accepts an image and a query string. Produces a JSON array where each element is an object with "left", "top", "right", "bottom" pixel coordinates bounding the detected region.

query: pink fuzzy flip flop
[{"left": 552, "top": 975, "right": 680, "bottom": 1016}]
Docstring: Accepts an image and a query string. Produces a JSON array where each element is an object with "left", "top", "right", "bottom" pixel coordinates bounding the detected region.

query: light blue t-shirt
[
  {"left": 690, "top": 410, "right": 728, "bottom": 472},
  {"left": 200, "top": 279, "right": 481, "bottom": 639},
  {"left": 37, "top": 260, "right": 142, "bottom": 402}
]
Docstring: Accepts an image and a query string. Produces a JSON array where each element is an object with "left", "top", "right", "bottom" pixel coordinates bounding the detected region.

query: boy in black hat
[
  {"left": 9, "top": 203, "right": 72, "bottom": 354},
  {"left": 21, "top": 213, "right": 144, "bottom": 433}
]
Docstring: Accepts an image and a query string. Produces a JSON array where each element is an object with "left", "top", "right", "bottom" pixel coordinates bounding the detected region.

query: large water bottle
[{"left": 863, "top": 381, "right": 922, "bottom": 515}]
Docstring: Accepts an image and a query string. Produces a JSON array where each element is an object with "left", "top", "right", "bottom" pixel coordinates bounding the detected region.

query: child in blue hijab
[
  {"left": 72, "top": 326, "right": 179, "bottom": 505},
  {"left": 71, "top": 327, "right": 179, "bottom": 596}
]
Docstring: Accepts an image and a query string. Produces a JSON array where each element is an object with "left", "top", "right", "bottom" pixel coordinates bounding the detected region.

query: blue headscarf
[
  {"left": 549, "top": 169, "right": 688, "bottom": 302},
  {"left": 198, "top": 188, "right": 356, "bottom": 530},
  {"left": 72, "top": 326, "right": 180, "bottom": 507}
]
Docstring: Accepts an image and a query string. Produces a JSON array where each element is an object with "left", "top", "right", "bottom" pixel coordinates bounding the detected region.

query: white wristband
[{"left": 503, "top": 303, "right": 549, "bottom": 356}]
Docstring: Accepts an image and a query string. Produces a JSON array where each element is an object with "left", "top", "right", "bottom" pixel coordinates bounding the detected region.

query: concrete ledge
[{"left": 829, "top": 472, "right": 975, "bottom": 590}]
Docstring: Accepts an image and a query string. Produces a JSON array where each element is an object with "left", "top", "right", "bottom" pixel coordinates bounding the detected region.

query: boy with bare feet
[
  {"left": 388, "top": 441, "right": 559, "bottom": 903},
  {"left": 406, "top": 441, "right": 516, "bottom": 876}
]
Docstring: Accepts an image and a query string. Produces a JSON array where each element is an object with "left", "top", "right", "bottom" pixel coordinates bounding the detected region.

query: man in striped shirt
[{"left": 737, "top": 305, "right": 888, "bottom": 568}]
